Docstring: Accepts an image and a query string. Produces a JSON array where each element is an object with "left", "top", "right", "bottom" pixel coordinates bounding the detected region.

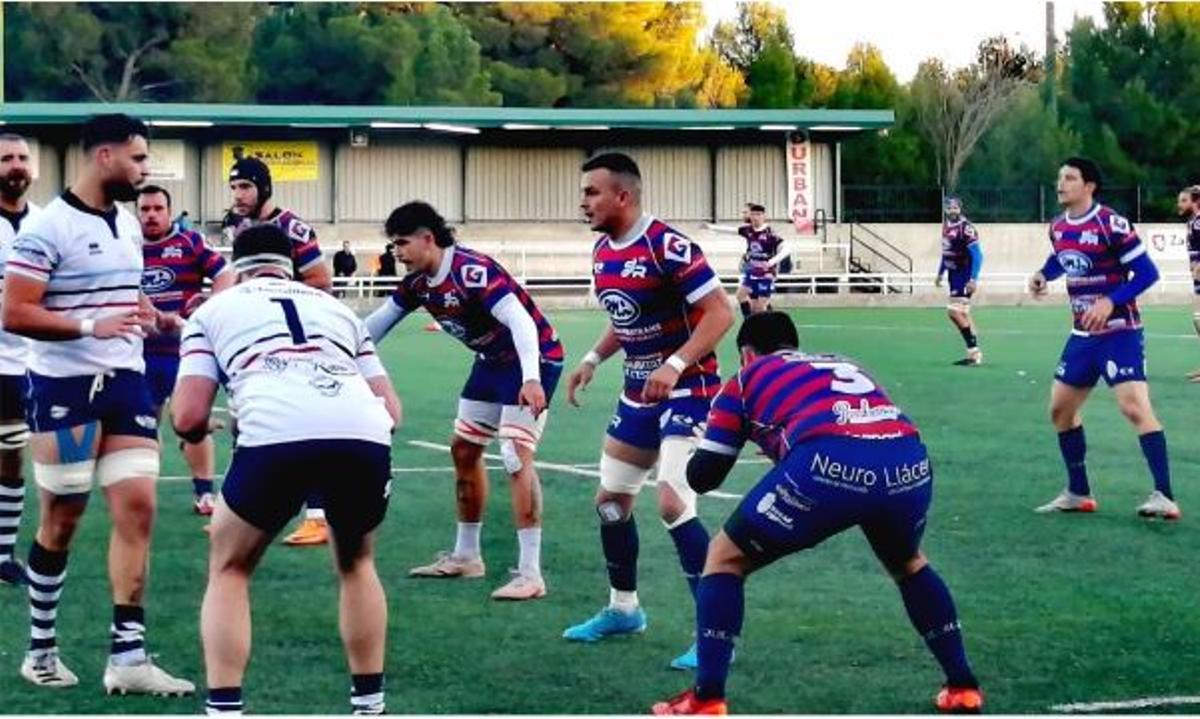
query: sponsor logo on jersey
[
  {"left": 1079, "top": 231, "right": 1099, "bottom": 246},
  {"left": 141, "top": 266, "right": 177, "bottom": 294},
  {"left": 621, "top": 259, "right": 646, "bottom": 279},
  {"left": 1057, "top": 249, "right": 1093, "bottom": 276},
  {"left": 162, "top": 246, "right": 184, "bottom": 259},
  {"left": 598, "top": 289, "right": 641, "bottom": 327},
  {"left": 755, "top": 491, "right": 794, "bottom": 529}
]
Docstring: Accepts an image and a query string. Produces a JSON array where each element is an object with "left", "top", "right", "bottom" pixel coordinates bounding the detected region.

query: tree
[
  {"left": 745, "top": 40, "right": 795, "bottom": 107},
  {"left": 911, "top": 37, "right": 1039, "bottom": 189},
  {"left": 709, "top": 1, "right": 793, "bottom": 75}
]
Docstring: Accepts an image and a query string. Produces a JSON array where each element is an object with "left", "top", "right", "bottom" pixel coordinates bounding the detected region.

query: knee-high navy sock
[
  {"left": 694, "top": 573, "right": 744, "bottom": 701},
  {"left": 1138, "top": 430, "right": 1173, "bottom": 500},
  {"left": 600, "top": 515, "right": 639, "bottom": 592},
  {"left": 898, "top": 565, "right": 978, "bottom": 689},
  {"left": 667, "top": 517, "right": 710, "bottom": 600},
  {"left": 1057, "top": 426, "right": 1090, "bottom": 496}
]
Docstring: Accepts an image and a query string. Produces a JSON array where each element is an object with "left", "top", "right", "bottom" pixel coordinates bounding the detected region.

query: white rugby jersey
[
  {"left": 179, "top": 276, "right": 393, "bottom": 447},
  {"left": 0, "top": 200, "right": 40, "bottom": 374},
  {"left": 5, "top": 192, "right": 144, "bottom": 377}
]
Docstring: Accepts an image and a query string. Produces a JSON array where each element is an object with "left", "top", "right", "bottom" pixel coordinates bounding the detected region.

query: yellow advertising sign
[{"left": 222, "top": 141, "right": 320, "bottom": 182}]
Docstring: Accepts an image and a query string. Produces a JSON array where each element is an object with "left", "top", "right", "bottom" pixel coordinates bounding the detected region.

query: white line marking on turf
[
  {"left": 406, "top": 440, "right": 745, "bottom": 500},
  {"left": 407, "top": 440, "right": 600, "bottom": 478},
  {"left": 1050, "top": 696, "right": 1200, "bottom": 713},
  {"left": 158, "top": 466, "right": 494, "bottom": 482},
  {"left": 795, "top": 323, "right": 1197, "bottom": 341}
]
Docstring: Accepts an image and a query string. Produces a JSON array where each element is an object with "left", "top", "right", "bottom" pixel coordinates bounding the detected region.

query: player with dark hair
[
  {"left": 935, "top": 196, "right": 984, "bottom": 365},
  {"left": 651, "top": 311, "right": 982, "bottom": 715},
  {"left": 366, "top": 201, "right": 564, "bottom": 600},
  {"left": 1177, "top": 185, "right": 1200, "bottom": 381},
  {"left": 173, "top": 224, "right": 400, "bottom": 715},
  {"left": 137, "top": 185, "right": 233, "bottom": 515},
  {"left": 228, "top": 156, "right": 335, "bottom": 545},
  {"left": 1029, "top": 157, "right": 1178, "bottom": 519},
  {"left": 564, "top": 152, "right": 734, "bottom": 670},
  {"left": 705, "top": 203, "right": 786, "bottom": 317},
  {"left": 0, "top": 132, "right": 41, "bottom": 586},
  {"left": 3, "top": 114, "right": 193, "bottom": 694}
]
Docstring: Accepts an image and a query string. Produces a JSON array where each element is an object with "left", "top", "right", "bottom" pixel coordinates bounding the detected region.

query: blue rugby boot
[{"left": 562, "top": 606, "right": 647, "bottom": 642}]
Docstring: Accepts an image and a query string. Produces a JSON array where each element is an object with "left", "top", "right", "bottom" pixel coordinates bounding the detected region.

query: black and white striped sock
[
  {"left": 0, "top": 478, "right": 23, "bottom": 563},
  {"left": 26, "top": 541, "right": 67, "bottom": 655},
  {"left": 206, "top": 686, "right": 244, "bottom": 715},
  {"left": 110, "top": 604, "right": 147, "bottom": 665}
]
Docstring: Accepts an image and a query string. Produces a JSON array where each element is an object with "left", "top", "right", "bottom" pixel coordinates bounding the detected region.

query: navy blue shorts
[
  {"left": 26, "top": 370, "right": 157, "bottom": 439},
  {"left": 222, "top": 439, "right": 391, "bottom": 537},
  {"left": 724, "top": 435, "right": 932, "bottom": 568},
  {"left": 606, "top": 394, "right": 712, "bottom": 451},
  {"left": 460, "top": 356, "right": 563, "bottom": 405},
  {"left": 1054, "top": 329, "right": 1146, "bottom": 389},
  {"left": 0, "top": 373, "right": 28, "bottom": 422},
  {"left": 741, "top": 274, "right": 775, "bottom": 300},
  {"left": 144, "top": 354, "right": 180, "bottom": 409},
  {"left": 947, "top": 268, "right": 974, "bottom": 299}
]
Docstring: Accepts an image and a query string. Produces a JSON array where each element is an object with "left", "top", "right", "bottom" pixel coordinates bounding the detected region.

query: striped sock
[
  {"left": 110, "top": 604, "right": 147, "bottom": 665},
  {"left": 26, "top": 541, "right": 67, "bottom": 655},
  {"left": 0, "top": 478, "right": 23, "bottom": 562},
  {"left": 206, "top": 686, "right": 244, "bottom": 715},
  {"left": 350, "top": 673, "right": 385, "bottom": 715}
]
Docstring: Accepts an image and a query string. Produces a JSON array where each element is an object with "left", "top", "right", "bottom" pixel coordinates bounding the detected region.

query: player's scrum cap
[
  {"left": 229, "top": 157, "right": 273, "bottom": 200},
  {"left": 232, "top": 224, "right": 293, "bottom": 278}
]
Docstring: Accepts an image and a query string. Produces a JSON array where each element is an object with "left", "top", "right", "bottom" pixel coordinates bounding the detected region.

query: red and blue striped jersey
[
  {"left": 592, "top": 216, "right": 723, "bottom": 403},
  {"left": 738, "top": 224, "right": 784, "bottom": 278},
  {"left": 232, "top": 207, "right": 323, "bottom": 275},
  {"left": 941, "top": 219, "right": 979, "bottom": 271},
  {"left": 1048, "top": 204, "right": 1145, "bottom": 334},
  {"left": 142, "top": 224, "right": 228, "bottom": 356},
  {"left": 389, "top": 245, "right": 563, "bottom": 363},
  {"left": 699, "top": 351, "right": 919, "bottom": 463}
]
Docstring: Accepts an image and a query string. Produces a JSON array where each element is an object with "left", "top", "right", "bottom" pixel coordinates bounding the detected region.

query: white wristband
[
  {"left": 582, "top": 350, "right": 603, "bottom": 367},
  {"left": 79, "top": 319, "right": 95, "bottom": 338},
  {"left": 665, "top": 354, "right": 688, "bottom": 373}
]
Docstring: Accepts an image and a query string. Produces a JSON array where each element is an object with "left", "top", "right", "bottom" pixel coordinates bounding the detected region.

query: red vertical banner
[{"left": 787, "top": 131, "right": 815, "bottom": 234}]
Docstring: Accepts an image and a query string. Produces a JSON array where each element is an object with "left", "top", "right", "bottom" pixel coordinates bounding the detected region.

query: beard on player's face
[
  {"left": 105, "top": 177, "right": 139, "bottom": 203},
  {"left": 0, "top": 168, "right": 30, "bottom": 201}
]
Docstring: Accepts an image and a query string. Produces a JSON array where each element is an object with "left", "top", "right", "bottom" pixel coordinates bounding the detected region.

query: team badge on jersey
[
  {"left": 1057, "top": 250, "right": 1093, "bottom": 275},
  {"left": 462, "top": 264, "right": 488, "bottom": 288},
  {"left": 664, "top": 233, "right": 692, "bottom": 264}
]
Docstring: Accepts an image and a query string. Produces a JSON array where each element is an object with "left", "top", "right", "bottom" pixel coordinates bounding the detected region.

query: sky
[{"left": 701, "top": 0, "right": 1109, "bottom": 82}]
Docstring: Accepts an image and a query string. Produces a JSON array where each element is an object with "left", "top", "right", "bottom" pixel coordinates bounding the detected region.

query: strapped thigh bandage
[
  {"left": 95, "top": 448, "right": 160, "bottom": 487},
  {"left": 454, "top": 399, "right": 501, "bottom": 446},
  {"left": 657, "top": 436, "right": 698, "bottom": 529},
  {"left": 34, "top": 460, "right": 96, "bottom": 495},
  {"left": 599, "top": 453, "right": 652, "bottom": 496},
  {"left": 0, "top": 421, "right": 30, "bottom": 450}
]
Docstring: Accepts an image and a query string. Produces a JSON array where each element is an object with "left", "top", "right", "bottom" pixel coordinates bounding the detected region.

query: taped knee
[
  {"left": 96, "top": 448, "right": 160, "bottom": 487},
  {"left": 596, "top": 499, "right": 631, "bottom": 525},
  {"left": 599, "top": 453, "right": 651, "bottom": 495},
  {"left": 499, "top": 438, "right": 524, "bottom": 474},
  {"left": 34, "top": 460, "right": 96, "bottom": 495},
  {"left": 0, "top": 421, "right": 30, "bottom": 450},
  {"left": 658, "top": 437, "right": 699, "bottom": 529}
]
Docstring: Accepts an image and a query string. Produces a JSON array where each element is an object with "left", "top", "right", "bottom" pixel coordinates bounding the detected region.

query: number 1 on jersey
[{"left": 270, "top": 298, "right": 307, "bottom": 344}]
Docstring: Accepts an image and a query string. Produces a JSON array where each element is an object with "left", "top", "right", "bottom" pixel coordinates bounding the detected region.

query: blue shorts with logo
[
  {"left": 947, "top": 268, "right": 974, "bottom": 299},
  {"left": 144, "top": 354, "right": 180, "bottom": 408},
  {"left": 223, "top": 439, "right": 391, "bottom": 537},
  {"left": 460, "top": 356, "right": 563, "bottom": 406},
  {"left": 606, "top": 394, "right": 712, "bottom": 451},
  {"left": 725, "top": 435, "right": 932, "bottom": 567},
  {"left": 1054, "top": 329, "right": 1146, "bottom": 389},
  {"left": 741, "top": 273, "right": 775, "bottom": 300},
  {"left": 26, "top": 370, "right": 157, "bottom": 439}
]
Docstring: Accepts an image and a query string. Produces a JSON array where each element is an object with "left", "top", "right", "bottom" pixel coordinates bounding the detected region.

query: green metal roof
[{"left": 0, "top": 102, "right": 892, "bottom": 132}]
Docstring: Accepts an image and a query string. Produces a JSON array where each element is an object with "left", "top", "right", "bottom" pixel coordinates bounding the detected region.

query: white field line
[
  {"left": 1050, "top": 695, "right": 1200, "bottom": 713},
  {"left": 405, "top": 439, "right": 744, "bottom": 501},
  {"left": 159, "top": 465, "right": 493, "bottom": 483},
  {"left": 795, "top": 322, "right": 1197, "bottom": 341}
]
